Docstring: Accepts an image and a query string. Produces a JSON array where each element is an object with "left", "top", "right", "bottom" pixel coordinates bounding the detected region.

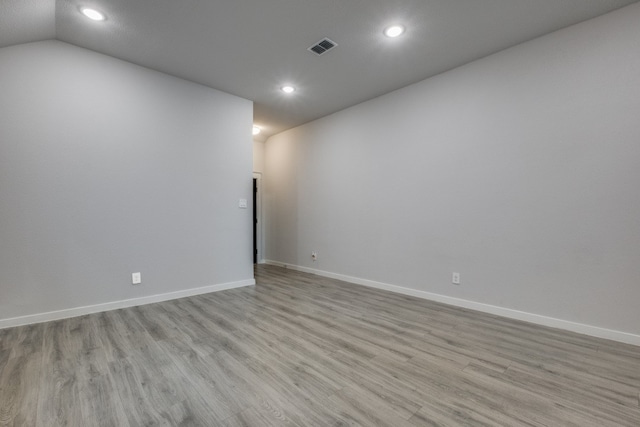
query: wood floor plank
[
  {"left": 324, "top": 385, "right": 416, "bottom": 427},
  {"left": 0, "top": 350, "right": 10, "bottom": 378},
  {"left": 0, "top": 350, "right": 41, "bottom": 426},
  {"left": 0, "top": 328, "right": 19, "bottom": 352},
  {"left": 78, "top": 373, "right": 130, "bottom": 427},
  {"left": 5, "top": 324, "right": 44, "bottom": 360},
  {"left": 506, "top": 360, "right": 640, "bottom": 409},
  {"left": 223, "top": 328, "right": 346, "bottom": 403},
  {"left": 153, "top": 338, "right": 237, "bottom": 423},
  {"left": 36, "top": 319, "right": 89, "bottom": 427},
  {"left": 36, "top": 360, "right": 85, "bottom": 427},
  {"left": 221, "top": 406, "right": 298, "bottom": 427},
  {"left": 207, "top": 350, "right": 318, "bottom": 426},
  {"left": 372, "top": 353, "right": 589, "bottom": 427},
  {"left": 109, "top": 360, "right": 171, "bottom": 426},
  {"left": 463, "top": 362, "right": 640, "bottom": 426},
  {"left": 163, "top": 399, "right": 228, "bottom": 427}
]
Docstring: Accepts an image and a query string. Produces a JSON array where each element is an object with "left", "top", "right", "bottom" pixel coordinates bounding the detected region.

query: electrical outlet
[
  {"left": 132, "top": 272, "right": 141, "bottom": 285},
  {"left": 452, "top": 272, "right": 460, "bottom": 285},
  {"left": 311, "top": 251, "right": 318, "bottom": 261}
]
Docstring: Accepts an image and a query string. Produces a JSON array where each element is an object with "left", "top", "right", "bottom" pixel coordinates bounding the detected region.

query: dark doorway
[{"left": 253, "top": 178, "right": 258, "bottom": 264}]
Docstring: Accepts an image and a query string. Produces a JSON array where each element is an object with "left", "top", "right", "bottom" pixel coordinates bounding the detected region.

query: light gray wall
[
  {"left": 253, "top": 141, "right": 265, "bottom": 174},
  {"left": 0, "top": 40, "right": 254, "bottom": 321},
  {"left": 264, "top": 3, "right": 640, "bottom": 335}
]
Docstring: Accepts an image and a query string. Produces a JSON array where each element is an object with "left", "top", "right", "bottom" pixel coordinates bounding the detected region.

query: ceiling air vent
[{"left": 308, "top": 38, "right": 338, "bottom": 56}]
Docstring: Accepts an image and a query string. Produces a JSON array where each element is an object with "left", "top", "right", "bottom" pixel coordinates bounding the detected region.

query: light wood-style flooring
[{"left": 1, "top": 264, "right": 639, "bottom": 426}]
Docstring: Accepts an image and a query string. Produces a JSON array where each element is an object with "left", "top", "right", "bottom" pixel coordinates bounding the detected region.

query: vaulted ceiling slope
[{"left": 2, "top": 0, "right": 638, "bottom": 140}]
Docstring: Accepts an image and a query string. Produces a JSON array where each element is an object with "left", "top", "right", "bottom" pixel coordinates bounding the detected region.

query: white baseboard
[
  {"left": 0, "top": 278, "right": 255, "bottom": 330},
  {"left": 264, "top": 260, "right": 640, "bottom": 346}
]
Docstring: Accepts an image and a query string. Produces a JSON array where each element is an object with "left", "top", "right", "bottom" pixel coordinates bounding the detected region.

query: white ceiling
[{"left": 2, "top": 0, "right": 638, "bottom": 140}]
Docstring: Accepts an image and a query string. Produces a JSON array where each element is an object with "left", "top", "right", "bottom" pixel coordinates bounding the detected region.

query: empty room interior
[{"left": 1, "top": 0, "right": 640, "bottom": 425}]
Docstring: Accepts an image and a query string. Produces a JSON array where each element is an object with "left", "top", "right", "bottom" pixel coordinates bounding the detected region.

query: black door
[{"left": 253, "top": 178, "right": 257, "bottom": 264}]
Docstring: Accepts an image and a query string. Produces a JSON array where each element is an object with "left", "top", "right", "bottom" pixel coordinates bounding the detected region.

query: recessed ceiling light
[
  {"left": 81, "top": 8, "right": 106, "bottom": 21},
  {"left": 281, "top": 85, "right": 295, "bottom": 94},
  {"left": 384, "top": 25, "right": 405, "bottom": 38},
  {"left": 252, "top": 126, "right": 261, "bottom": 135}
]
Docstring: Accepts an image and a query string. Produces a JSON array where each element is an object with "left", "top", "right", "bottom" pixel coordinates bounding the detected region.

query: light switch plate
[{"left": 239, "top": 198, "right": 248, "bottom": 208}]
